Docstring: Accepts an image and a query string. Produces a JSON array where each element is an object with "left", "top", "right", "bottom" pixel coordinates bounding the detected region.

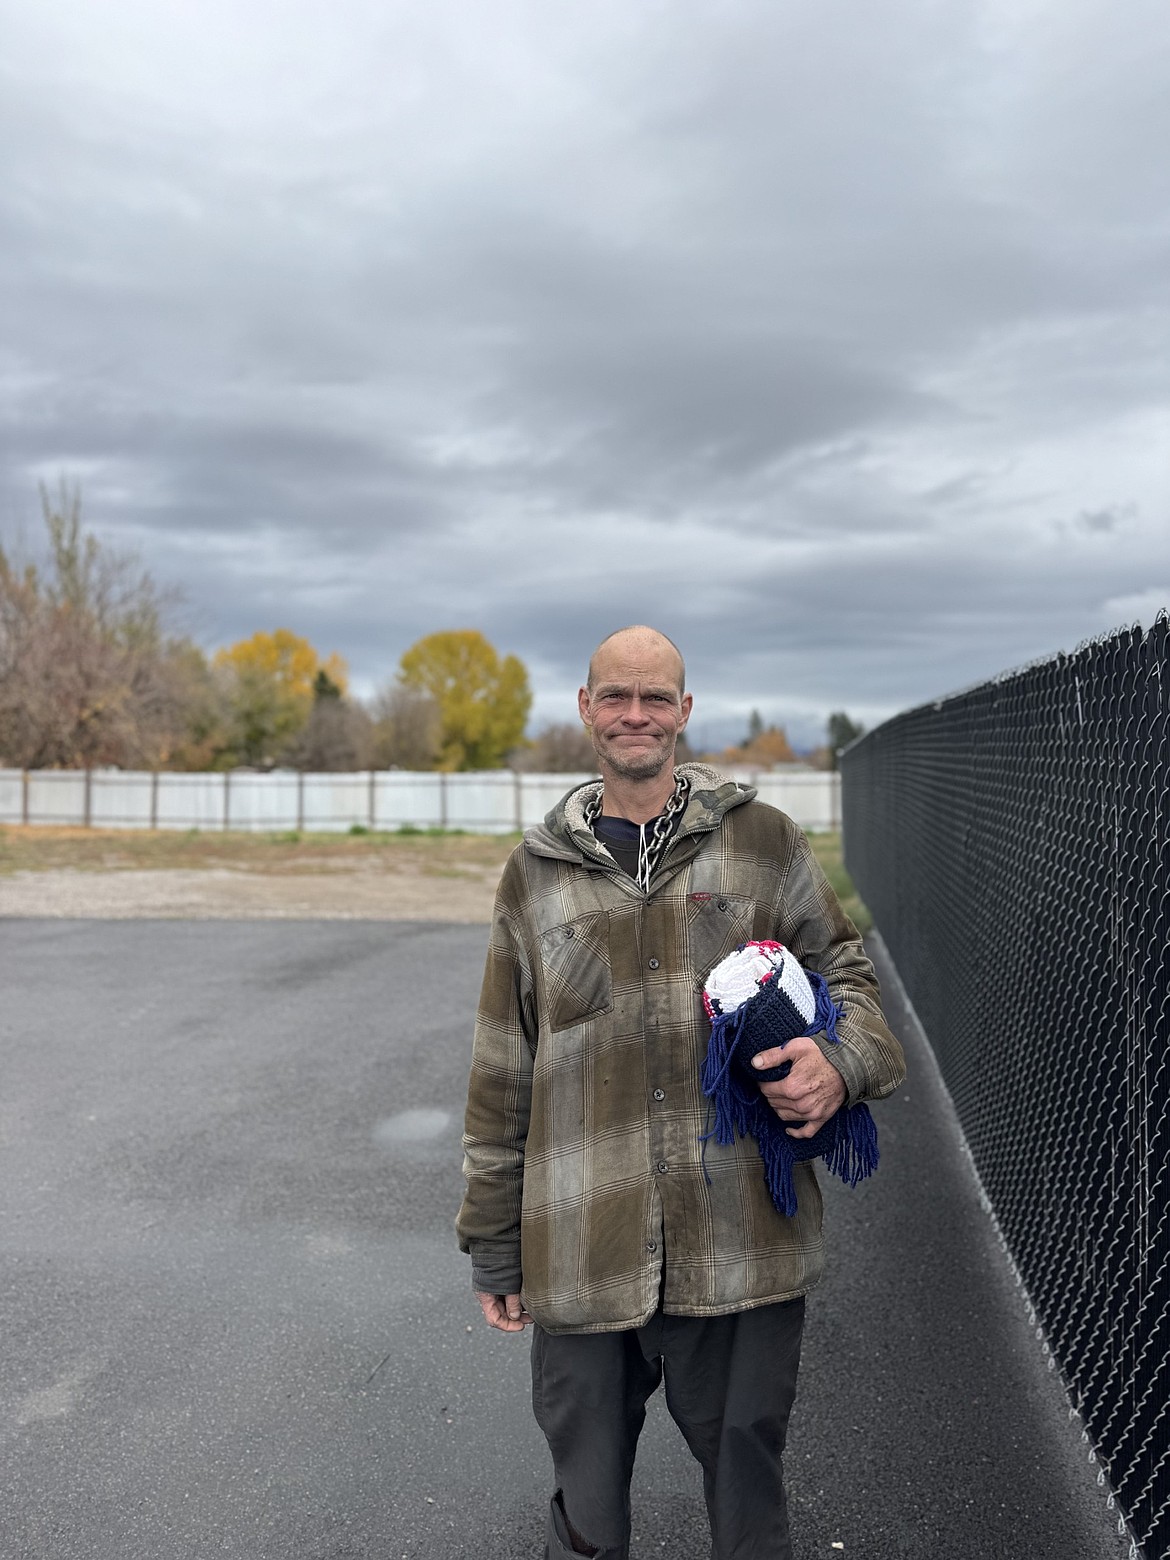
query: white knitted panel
[
  {"left": 705, "top": 941, "right": 817, "bottom": 1023},
  {"left": 774, "top": 948, "right": 816, "bottom": 1025},
  {"left": 704, "top": 945, "right": 779, "bottom": 1012}
]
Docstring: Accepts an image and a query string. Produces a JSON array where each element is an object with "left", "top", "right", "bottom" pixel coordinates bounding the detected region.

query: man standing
[{"left": 456, "top": 626, "right": 905, "bottom": 1559}]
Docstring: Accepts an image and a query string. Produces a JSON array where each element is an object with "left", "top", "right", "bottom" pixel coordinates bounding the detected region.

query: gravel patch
[{"left": 0, "top": 865, "right": 501, "bottom": 921}]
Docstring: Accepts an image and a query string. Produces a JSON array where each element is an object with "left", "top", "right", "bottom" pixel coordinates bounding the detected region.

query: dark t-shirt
[{"left": 591, "top": 807, "right": 684, "bottom": 880}]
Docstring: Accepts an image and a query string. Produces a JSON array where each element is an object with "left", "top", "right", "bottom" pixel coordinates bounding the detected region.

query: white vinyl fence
[{"left": 0, "top": 767, "right": 841, "bottom": 834}]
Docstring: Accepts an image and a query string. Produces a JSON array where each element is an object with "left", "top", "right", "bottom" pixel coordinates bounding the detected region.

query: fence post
[
  {"left": 439, "top": 770, "right": 448, "bottom": 830},
  {"left": 83, "top": 768, "right": 93, "bottom": 828},
  {"left": 150, "top": 770, "right": 160, "bottom": 830},
  {"left": 514, "top": 771, "right": 524, "bottom": 832},
  {"left": 297, "top": 771, "right": 305, "bottom": 832},
  {"left": 368, "top": 770, "right": 376, "bottom": 829},
  {"left": 224, "top": 770, "right": 231, "bottom": 832},
  {"left": 21, "top": 769, "right": 29, "bottom": 826}
]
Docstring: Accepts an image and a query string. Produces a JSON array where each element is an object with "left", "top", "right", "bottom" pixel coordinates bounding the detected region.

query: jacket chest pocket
[
  {"left": 686, "top": 894, "right": 756, "bottom": 985},
  {"left": 539, "top": 912, "right": 613, "bottom": 1032}
]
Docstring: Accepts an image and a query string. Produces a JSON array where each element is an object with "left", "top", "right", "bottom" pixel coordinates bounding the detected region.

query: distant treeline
[{"left": 0, "top": 485, "right": 861, "bottom": 774}]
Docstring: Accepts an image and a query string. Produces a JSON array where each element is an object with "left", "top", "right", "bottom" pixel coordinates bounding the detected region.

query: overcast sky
[{"left": 2, "top": 0, "right": 1166, "bottom": 748}]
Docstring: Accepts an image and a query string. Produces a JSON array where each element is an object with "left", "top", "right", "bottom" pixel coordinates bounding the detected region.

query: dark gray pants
[{"left": 531, "top": 1297, "right": 805, "bottom": 1560}]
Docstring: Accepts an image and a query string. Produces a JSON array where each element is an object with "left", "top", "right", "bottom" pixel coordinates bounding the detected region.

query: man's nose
[{"left": 622, "top": 696, "right": 651, "bottom": 723}]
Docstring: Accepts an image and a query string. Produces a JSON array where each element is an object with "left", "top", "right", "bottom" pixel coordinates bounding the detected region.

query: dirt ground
[
  {"left": 0, "top": 825, "right": 866, "bottom": 927},
  {"left": 0, "top": 827, "right": 516, "bottom": 921}
]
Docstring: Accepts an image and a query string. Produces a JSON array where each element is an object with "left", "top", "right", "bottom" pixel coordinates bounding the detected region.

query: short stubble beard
[{"left": 593, "top": 735, "right": 675, "bottom": 782}]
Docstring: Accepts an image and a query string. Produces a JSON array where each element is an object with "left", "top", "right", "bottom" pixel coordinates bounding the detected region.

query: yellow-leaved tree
[
  {"left": 397, "top": 630, "right": 531, "bottom": 770},
  {"left": 214, "top": 628, "right": 347, "bottom": 767}
]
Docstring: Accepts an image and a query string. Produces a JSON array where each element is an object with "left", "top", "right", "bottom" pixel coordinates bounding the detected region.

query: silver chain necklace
[{"left": 585, "top": 773, "right": 691, "bottom": 892}]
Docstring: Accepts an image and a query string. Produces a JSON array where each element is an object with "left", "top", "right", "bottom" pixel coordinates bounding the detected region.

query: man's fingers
[
  {"left": 503, "top": 1292, "right": 534, "bottom": 1325},
  {"left": 757, "top": 1077, "right": 813, "bottom": 1115},
  {"left": 750, "top": 1046, "right": 788, "bottom": 1072},
  {"left": 475, "top": 1291, "right": 534, "bottom": 1332},
  {"left": 475, "top": 1291, "right": 503, "bottom": 1326},
  {"left": 752, "top": 1034, "right": 821, "bottom": 1069},
  {"left": 475, "top": 1291, "right": 509, "bottom": 1329}
]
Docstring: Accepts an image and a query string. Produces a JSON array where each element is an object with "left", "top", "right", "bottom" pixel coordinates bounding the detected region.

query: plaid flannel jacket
[{"left": 456, "top": 764, "right": 905, "bottom": 1334}]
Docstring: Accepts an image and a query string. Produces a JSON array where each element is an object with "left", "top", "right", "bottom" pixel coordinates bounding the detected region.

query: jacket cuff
[
  {"left": 468, "top": 1239, "right": 523, "bottom": 1297},
  {"left": 810, "top": 1030, "right": 866, "bottom": 1107}
]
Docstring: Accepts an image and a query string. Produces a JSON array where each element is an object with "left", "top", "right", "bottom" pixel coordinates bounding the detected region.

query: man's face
[{"left": 578, "top": 635, "right": 692, "bottom": 782}]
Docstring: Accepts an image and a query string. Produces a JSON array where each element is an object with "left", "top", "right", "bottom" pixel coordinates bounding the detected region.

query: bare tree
[
  {"left": 283, "top": 683, "right": 374, "bottom": 771},
  {"left": 368, "top": 683, "right": 442, "bottom": 770},
  {"left": 0, "top": 482, "right": 197, "bottom": 769},
  {"left": 509, "top": 722, "right": 599, "bottom": 773}
]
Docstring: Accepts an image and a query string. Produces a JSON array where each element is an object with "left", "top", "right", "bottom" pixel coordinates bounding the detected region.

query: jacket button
[
  {"left": 653, "top": 1088, "right": 665, "bottom": 1102},
  {"left": 648, "top": 957, "right": 660, "bottom": 970},
  {"left": 564, "top": 927, "right": 574, "bottom": 937},
  {"left": 646, "top": 1240, "right": 657, "bottom": 1253},
  {"left": 717, "top": 899, "right": 729, "bottom": 912},
  {"left": 656, "top": 1161, "right": 669, "bottom": 1174}
]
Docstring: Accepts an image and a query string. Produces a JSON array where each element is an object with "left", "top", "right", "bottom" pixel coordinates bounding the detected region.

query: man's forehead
[{"left": 592, "top": 671, "right": 679, "bottom": 693}]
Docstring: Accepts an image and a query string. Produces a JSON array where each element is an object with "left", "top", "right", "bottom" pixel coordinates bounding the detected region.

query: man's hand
[
  {"left": 475, "top": 1291, "right": 534, "bottom": 1332},
  {"left": 751, "top": 1035, "right": 847, "bottom": 1139}
]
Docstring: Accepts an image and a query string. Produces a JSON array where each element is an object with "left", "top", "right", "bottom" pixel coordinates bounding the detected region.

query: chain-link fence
[{"left": 841, "top": 618, "right": 1169, "bottom": 1560}]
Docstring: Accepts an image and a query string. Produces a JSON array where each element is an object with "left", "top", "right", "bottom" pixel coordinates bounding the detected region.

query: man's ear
[
  {"left": 678, "top": 692, "right": 694, "bottom": 731},
  {"left": 577, "top": 686, "right": 592, "bottom": 728}
]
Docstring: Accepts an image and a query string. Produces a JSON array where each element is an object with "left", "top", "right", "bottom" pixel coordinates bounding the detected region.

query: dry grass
[
  {"left": 0, "top": 825, "right": 520, "bottom": 881},
  {"left": 807, "top": 830, "right": 872, "bottom": 935},
  {"left": 0, "top": 821, "right": 871, "bottom": 929}
]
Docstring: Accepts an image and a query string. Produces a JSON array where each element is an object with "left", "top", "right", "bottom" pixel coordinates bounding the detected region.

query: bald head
[{"left": 586, "top": 626, "right": 686, "bottom": 695}]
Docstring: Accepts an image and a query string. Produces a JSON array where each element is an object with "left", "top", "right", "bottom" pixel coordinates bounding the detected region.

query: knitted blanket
[{"left": 700, "top": 940, "right": 879, "bottom": 1216}]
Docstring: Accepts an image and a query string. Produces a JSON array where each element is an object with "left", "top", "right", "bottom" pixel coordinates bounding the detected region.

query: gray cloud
[{"left": 1, "top": 0, "right": 1166, "bottom": 751}]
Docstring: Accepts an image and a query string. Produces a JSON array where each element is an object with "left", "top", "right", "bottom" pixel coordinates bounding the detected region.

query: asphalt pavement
[{"left": 0, "top": 919, "right": 1132, "bottom": 1559}]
